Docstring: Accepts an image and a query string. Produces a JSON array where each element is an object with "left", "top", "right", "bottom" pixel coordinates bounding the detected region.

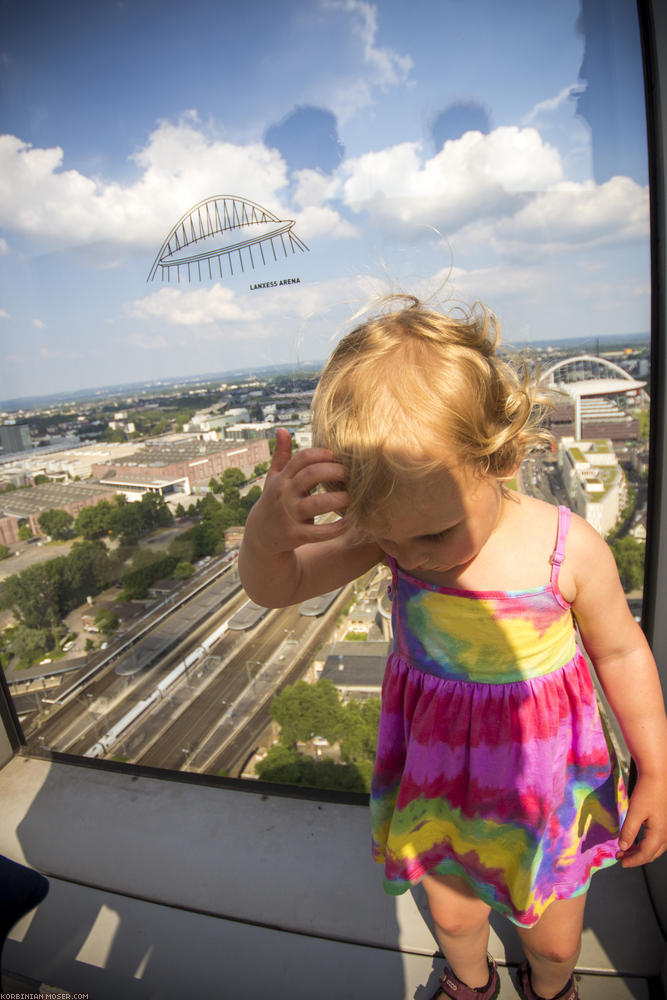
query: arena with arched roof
[{"left": 540, "top": 354, "right": 646, "bottom": 440}]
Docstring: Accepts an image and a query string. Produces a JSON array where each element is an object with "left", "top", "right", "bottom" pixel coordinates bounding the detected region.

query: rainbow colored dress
[{"left": 370, "top": 506, "right": 627, "bottom": 927}]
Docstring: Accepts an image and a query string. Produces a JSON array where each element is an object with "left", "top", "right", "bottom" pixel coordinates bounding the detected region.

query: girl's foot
[
  {"left": 517, "top": 962, "right": 579, "bottom": 1000},
  {"left": 429, "top": 955, "right": 500, "bottom": 1000}
]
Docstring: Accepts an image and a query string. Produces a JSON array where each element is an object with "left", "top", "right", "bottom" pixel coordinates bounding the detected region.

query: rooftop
[
  {"left": 109, "top": 440, "right": 247, "bottom": 467},
  {"left": 0, "top": 482, "right": 118, "bottom": 518}
]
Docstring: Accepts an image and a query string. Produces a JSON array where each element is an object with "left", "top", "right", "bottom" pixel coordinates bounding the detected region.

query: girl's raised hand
[{"left": 249, "top": 427, "right": 349, "bottom": 553}]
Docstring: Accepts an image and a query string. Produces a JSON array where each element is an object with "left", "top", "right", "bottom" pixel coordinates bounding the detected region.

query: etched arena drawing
[{"left": 147, "top": 195, "right": 309, "bottom": 282}]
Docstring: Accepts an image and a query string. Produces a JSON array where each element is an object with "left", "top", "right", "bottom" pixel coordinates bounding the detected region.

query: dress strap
[{"left": 549, "top": 505, "right": 571, "bottom": 602}]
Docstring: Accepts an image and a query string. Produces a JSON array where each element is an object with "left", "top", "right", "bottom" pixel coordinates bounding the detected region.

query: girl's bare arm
[
  {"left": 239, "top": 428, "right": 382, "bottom": 607},
  {"left": 569, "top": 514, "right": 667, "bottom": 867}
]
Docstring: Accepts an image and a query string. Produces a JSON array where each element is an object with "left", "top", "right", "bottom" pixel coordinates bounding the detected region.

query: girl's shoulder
[
  {"left": 494, "top": 495, "right": 576, "bottom": 595},
  {"left": 499, "top": 492, "right": 560, "bottom": 543},
  {"left": 455, "top": 494, "right": 559, "bottom": 592},
  {"left": 503, "top": 497, "right": 612, "bottom": 604}
]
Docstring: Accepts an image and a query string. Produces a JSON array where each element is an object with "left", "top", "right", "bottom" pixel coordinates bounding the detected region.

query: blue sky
[{"left": 0, "top": 0, "right": 650, "bottom": 401}]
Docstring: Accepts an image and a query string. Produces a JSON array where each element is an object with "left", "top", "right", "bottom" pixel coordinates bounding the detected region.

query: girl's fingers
[
  {"left": 296, "top": 490, "right": 348, "bottom": 520},
  {"left": 618, "top": 814, "right": 641, "bottom": 854},
  {"left": 300, "top": 516, "right": 348, "bottom": 541},
  {"left": 283, "top": 445, "right": 343, "bottom": 478},
  {"left": 292, "top": 462, "right": 346, "bottom": 496},
  {"left": 268, "top": 428, "right": 293, "bottom": 474}
]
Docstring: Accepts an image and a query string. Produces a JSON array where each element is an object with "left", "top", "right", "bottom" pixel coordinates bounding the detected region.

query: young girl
[{"left": 239, "top": 297, "right": 667, "bottom": 1000}]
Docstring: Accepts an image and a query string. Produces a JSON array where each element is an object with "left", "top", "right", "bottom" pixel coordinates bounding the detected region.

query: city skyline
[{"left": 0, "top": 0, "right": 650, "bottom": 400}]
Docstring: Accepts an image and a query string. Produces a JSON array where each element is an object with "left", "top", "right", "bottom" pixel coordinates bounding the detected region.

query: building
[
  {"left": 183, "top": 408, "right": 249, "bottom": 434},
  {"left": 0, "top": 441, "right": 139, "bottom": 489},
  {"left": 547, "top": 392, "right": 640, "bottom": 441},
  {"left": 318, "top": 641, "right": 390, "bottom": 700},
  {"left": 0, "top": 482, "right": 120, "bottom": 545},
  {"left": 0, "top": 423, "right": 31, "bottom": 454},
  {"left": 91, "top": 439, "right": 270, "bottom": 493},
  {"left": 558, "top": 438, "right": 626, "bottom": 536},
  {"left": 223, "top": 422, "right": 276, "bottom": 441},
  {"left": 541, "top": 355, "right": 645, "bottom": 441}
]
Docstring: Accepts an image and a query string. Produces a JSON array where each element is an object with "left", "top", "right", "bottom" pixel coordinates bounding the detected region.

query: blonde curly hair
[{"left": 311, "top": 295, "right": 551, "bottom": 529}]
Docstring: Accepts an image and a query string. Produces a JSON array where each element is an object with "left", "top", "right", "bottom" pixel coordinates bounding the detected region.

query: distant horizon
[{"left": 0, "top": 329, "right": 650, "bottom": 415}]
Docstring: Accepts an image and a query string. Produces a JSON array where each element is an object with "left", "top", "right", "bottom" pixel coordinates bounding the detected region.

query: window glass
[{"left": 0, "top": 0, "right": 649, "bottom": 786}]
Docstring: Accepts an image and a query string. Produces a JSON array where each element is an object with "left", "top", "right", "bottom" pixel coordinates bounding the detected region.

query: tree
[
  {"left": 168, "top": 535, "right": 196, "bottom": 563},
  {"left": 338, "top": 698, "right": 381, "bottom": 764},
  {"left": 0, "top": 544, "right": 10, "bottom": 560},
  {"left": 240, "top": 486, "right": 262, "bottom": 517},
  {"left": 222, "top": 485, "right": 241, "bottom": 507},
  {"left": 38, "top": 508, "right": 74, "bottom": 540},
  {"left": 270, "top": 680, "right": 343, "bottom": 747},
  {"left": 121, "top": 554, "right": 179, "bottom": 599},
  {"left": 173, "top": 560, "right": 194, "bottom": 579},
  {"left": 610, "top": 536, "right": 645, "bottom": 592},
  {"left": 254, "top": 463, "right": 269, "bottom": 477},
  {"left": 255, "top": 745, "right": 369, "bottom": 792},
  {"left": 222, "top": 467, "right": 245, "bottom": 490},
  {"left": 107, "top": 500, "right": 143, "bottom": 546},
  {"left": 0, "top": 539, "right": 118, "bottom": 628},
  {"left": 0, "top": 560, "right": 65, "bottom": 627},
  {"left": 174, "top": 503, "right": 187, "bottom": 519},
  {"left": 138, "top": 491, "right": 173, "bottom": 531},
  {"left": 11, "top": 624, "right": 54, "bottom": 666},
  {"left": 102, "top": 428, "right": 126, "bottom": 443},
  {"left": 94, "top": 608, "right": 118, "bottom": 636},
  {"left": 18, "top": 525, "right": 32, "bottom": 541},
  {"left": 75, "top": 500, "right": 114, "bottom": 539},
  {"left": 93, "top": 608, "right": 114, "bottom": 634},
  {"left": 197, "top": 494, "right": 222, "bottom": 520}
]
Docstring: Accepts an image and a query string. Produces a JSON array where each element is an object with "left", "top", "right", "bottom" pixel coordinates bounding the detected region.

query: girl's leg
[
  {"left": 421, "top": 872, "right": 493, "bottom": 989},
  {"left": 515, "top": 894, "right": 587, "bottom": 999}
]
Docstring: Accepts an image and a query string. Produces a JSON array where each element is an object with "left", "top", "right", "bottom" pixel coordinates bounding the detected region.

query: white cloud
[
  {"left": 0, "top": 112, "right": 649, "bottom": 279},
  {"left": 128, "top": 273, "right": 374, "bottom": 343},
  {"left": 128, "top": 285, "right": 260, "bottom": 327},
  {"left": 291, "top": 169, "right": 359, "bottom": 238},
  {"left": 0, "top": 308, "right": 10, "bottom": 320},
  {"left": 295, "top": 205, "right": 359, "bottom": 240},
  {"left": 0, "top": 116, "right": 357, "bottom": 260},
  {"left": 32, "top": 318, "right": 46, "bottom": 328},
  {"left": 0, "top": 118, "right": 289, "bottom": 250},
  {"left": 292, "top": 168, "right": 336, "bottom": 208},
  {"left": 0, "top": 237, "right": 8, "bottom": 254},
  {"left": 494, "top": 176, "right": 648, "bottom": 249},
  {"left": 337, "top": 128, "right": 564, "bottom": 234},
  {"left": 331, "top": 127, "right": 648, "bottom": 256},
  {"left": 522, "top": 83, "right": 585, "bottom": 126},
  {"left": 323, "top": 0, "right": 413, "bottom": 121}
]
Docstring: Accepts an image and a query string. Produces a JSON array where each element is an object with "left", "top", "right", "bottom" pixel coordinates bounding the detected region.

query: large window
[{"left": 0, "top": 0, "right": 651, "bottom": 790}]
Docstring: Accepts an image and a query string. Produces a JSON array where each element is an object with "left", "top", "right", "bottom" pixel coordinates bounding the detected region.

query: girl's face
[{"left": 373, "top": 461, "right": 505, "bottom": 577}]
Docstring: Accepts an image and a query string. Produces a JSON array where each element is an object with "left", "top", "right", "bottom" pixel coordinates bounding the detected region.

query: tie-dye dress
[{"left": 370, "top": 506, "right": 627, "bottom": 927}]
